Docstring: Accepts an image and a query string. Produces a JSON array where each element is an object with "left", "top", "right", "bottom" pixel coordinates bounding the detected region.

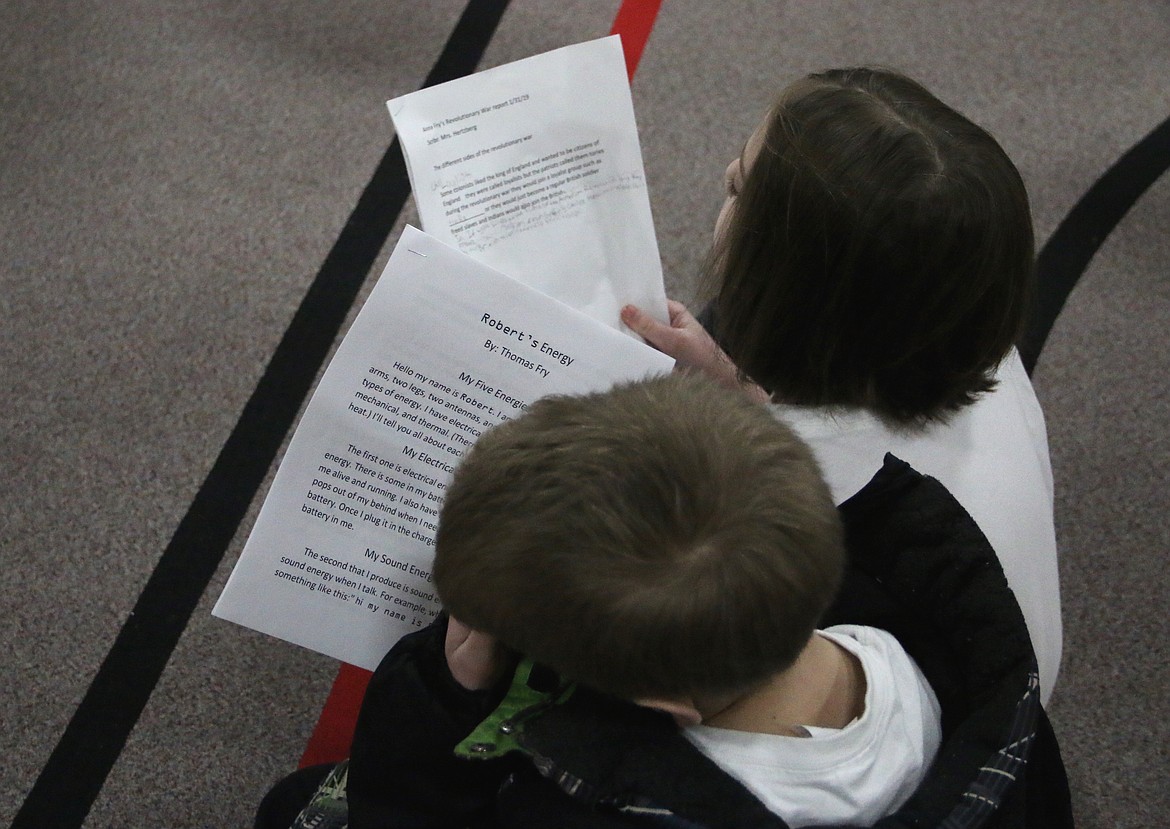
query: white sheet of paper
[
  {"left": 213, "top": 227, "right": 674, "bottom": 669},
  {"left": 387, "top": 35, "right": 668, "bottom": 328}
]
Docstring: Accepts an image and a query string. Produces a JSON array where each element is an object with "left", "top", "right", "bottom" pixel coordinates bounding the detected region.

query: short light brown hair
[
  {"left": 434, "top": 374, "right": 844, "bottom": 701},
  {"left": 711, "top": 67, "right": 1035, "bottom": 424}
]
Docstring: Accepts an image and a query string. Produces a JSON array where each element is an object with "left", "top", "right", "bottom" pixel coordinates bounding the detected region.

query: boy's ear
[{"left": 635, "top": 697, "right": 702, "bottom": 727}]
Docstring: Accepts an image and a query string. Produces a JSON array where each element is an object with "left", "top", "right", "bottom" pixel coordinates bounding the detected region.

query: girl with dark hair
[{"left": 622, "top": 67, "right": 1060, "bottom": 700}]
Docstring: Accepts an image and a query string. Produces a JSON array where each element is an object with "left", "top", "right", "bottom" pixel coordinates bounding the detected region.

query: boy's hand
[
  {"left": 444, "top": 617, "right": 507, "bottom": 691},
  {"left": 620, "top": 301, "right": 770, "bottom": 404}
]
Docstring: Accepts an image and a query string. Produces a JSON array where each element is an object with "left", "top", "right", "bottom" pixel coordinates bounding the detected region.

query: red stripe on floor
[
  {"left": 611, "top": 0, "right": 664, "bottom": 80},
  {"left": 298, "top": 0, "right": 665, "bottom": 769},
  {"left": 299, "top": 663, "right": 373, "bottom": 768}
]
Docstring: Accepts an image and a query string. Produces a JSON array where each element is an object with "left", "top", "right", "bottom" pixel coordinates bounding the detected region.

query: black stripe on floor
[
  {"left": 1022, "top": 114, "right": 1170, "bottom": 374},
  {"left": 13, "top": 2, "right": 511, "bottom": 827}
]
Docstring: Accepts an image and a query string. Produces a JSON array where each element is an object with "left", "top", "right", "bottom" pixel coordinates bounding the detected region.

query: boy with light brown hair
[
  {"left": 260, "top": 374, "right": 1070, "bottom": 829},
  {"left": 352, "top": 374, "right": 942, "bottom": 827}
]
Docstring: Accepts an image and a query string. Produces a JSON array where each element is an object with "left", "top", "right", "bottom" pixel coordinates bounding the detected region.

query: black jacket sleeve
[
  {"left": 346, "top": 616, "right": 514, "bottom": 829},
  {"left": 831, "top": 455, "right": 1073, "bottom": 829}
]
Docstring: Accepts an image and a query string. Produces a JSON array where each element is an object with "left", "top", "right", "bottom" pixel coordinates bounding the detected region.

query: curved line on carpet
[
  {"left": 12, "top": 3, "right": 512, "bottom": 827},
  {"left": 1022, "top": 114, "right": 1170, "bottom": 374}
]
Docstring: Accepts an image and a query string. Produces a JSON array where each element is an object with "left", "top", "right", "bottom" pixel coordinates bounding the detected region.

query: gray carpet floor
[{"left": 3, "top": 1, "right": 1168, "bottom": 826}]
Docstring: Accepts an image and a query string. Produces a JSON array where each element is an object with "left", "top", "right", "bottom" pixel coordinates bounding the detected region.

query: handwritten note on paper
[
  {"left": 213, "top": 227, "right": 674, "bottom": 669},
  {"left": 388, "top": 35, "right": 668, "bottom": 329}
]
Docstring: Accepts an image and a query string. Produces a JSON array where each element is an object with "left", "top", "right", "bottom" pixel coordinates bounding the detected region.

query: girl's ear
[{"left": 635, "top": 697, "right": 703, "bottom": 727}]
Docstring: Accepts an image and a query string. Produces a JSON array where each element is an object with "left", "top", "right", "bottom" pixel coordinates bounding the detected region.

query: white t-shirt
[
  {"left": 769, "top": 349, "right": 1060, "bottom": 702},
  {"left": 685, "top": 626, "right": 941, "bottom": 828}
]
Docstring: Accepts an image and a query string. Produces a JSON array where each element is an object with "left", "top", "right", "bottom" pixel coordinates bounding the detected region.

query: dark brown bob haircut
[
  {"left": 433, "top": 374, "right": 844, "bottom": 702},
  {"left": 711, "top": 67, "right": 1035, "bottom": 424}
]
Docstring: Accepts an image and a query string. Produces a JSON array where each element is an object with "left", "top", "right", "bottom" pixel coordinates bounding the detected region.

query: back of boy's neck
[{"left": 702, "top": 633, "right": 865, "bottom": 736}]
